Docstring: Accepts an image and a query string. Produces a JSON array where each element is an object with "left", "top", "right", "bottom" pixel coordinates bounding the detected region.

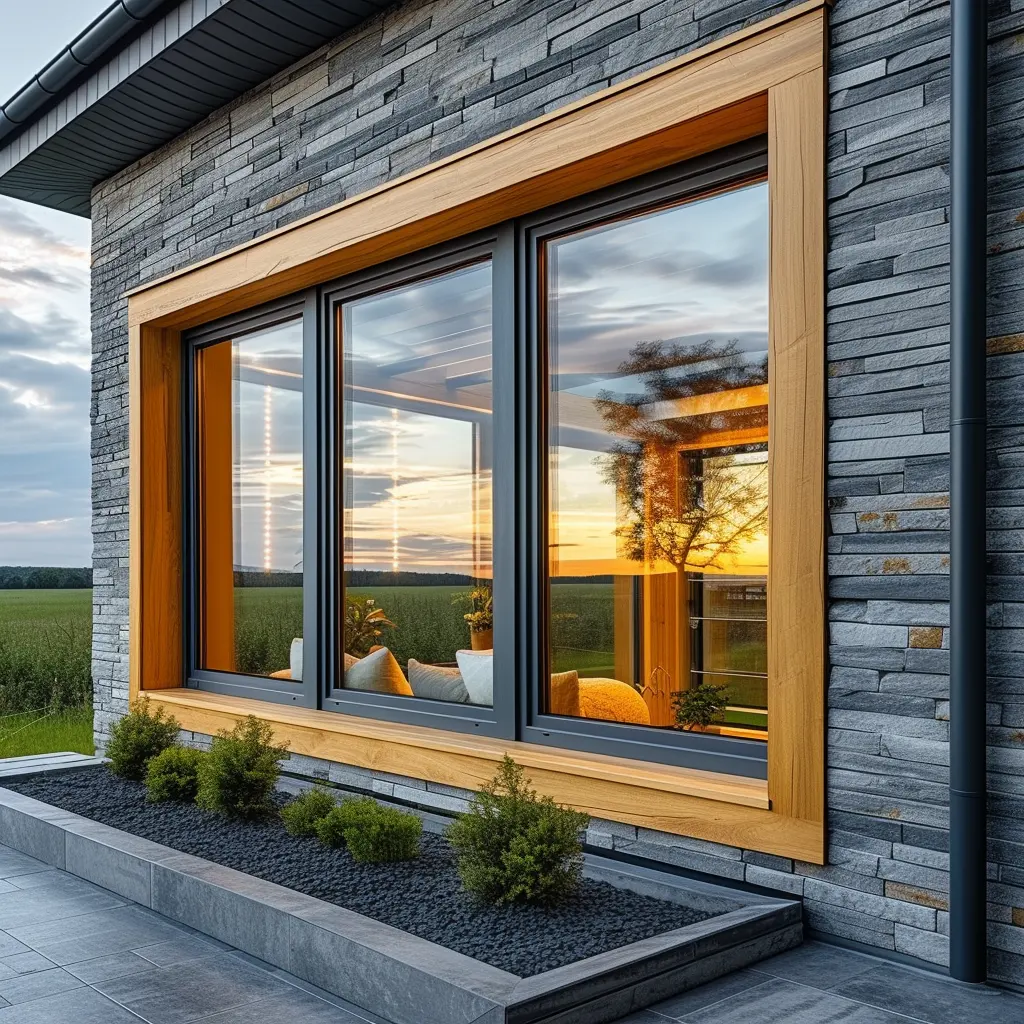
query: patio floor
[{"left": 0, "top": 840, "right": 1021, "bottom": 1024}]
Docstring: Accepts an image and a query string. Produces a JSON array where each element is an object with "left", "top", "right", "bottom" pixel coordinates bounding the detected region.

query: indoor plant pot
[{"left": 470, "top": 628, "right": 494, "bottom": 651}]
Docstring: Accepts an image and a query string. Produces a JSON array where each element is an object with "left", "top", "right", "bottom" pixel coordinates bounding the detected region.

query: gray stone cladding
[{"left": 88, "top": 0, "right": 1024, "bottom": 984}]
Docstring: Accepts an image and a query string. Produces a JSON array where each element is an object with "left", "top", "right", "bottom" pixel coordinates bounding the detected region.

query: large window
[
  {"left": 543, "top": 183, "right": 769, "bottom": 739},
  {"left": 185, "top": 141, "right": 772, "bottom": 774},
  {"left": 187, "top": 302, "right": 316, "bottom": 705},
  {"left": 338, "top": 261, "right": 496, "bottom": 709}
]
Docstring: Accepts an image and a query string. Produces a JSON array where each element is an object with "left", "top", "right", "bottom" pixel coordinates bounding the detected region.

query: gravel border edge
[{"left": 0, "top": 777, "right": 801, "bottom": 1024}]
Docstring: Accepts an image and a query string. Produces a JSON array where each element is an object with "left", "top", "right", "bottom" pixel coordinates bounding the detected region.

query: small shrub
[
  {"left": 672, "top": 682, "right": 730, "bottom": 730},
  {"left": 106, "top": 697, "right": 180, "bottom": 781},
  {"left": 315, "top": 798, "right": 422, "bottom": 862},
  {"left": 281, "top": 786, "right": 336, "bottom": 837},
  {"left": 196, "top": 716, "right": 289, "bottom": 820},
  {"left": 145, "top": 746, "right": 206, "bottom": 803},
  {"left": 446, "top": 755, "right": 588, "bottom": 906},
  {"left": 345, "top": 806, "right": 422, "bottom": 864},
  {"left": 315, "top": 797, "right": 378, "bottom": 847}
]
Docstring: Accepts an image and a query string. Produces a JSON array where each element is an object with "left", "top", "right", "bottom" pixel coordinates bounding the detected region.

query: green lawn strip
[{"left": 0, "top": 706, "right": 94, "bottom": 758}]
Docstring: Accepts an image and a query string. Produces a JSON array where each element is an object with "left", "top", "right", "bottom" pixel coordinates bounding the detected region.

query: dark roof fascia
[{"left": 0, "top": 0, "right": 173, "bottom": 149}]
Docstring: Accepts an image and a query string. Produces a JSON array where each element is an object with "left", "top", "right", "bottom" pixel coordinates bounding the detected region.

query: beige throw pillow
[
  {"left": 343, "top": 647, "right": 412, "bottom": 696},
  {"left": 407, "top": 660, "right": 469, "bottom": 703},
  {"left": 549, "top": 669, "right": 580, "bottom": 717}
]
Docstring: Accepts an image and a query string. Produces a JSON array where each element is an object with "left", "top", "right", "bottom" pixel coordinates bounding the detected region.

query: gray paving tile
[
  {"left": 225, "top": 951, "right": 394, "bottom": 1024},
  {"left": 0, "top": 849, "right": 48, "bottom": 881},
  {"left": 615, "top": 1012, "right": 677, "bottom": 1023},
  {"left": 750, "top": 940, "right": 880, "bottom": 989},
  {"left": 134, "top": 934, "right": 234, "bottom": 967},
  {"left": 646, "top": 970, "right": 775, "bottom": 1019},
  {"left": 194, "top": 987, "right": 382, "bottom": 1024},
  {"left": 65, "top": 950, "right": 161, "bottom": 984},
  {"left": 0, "top": 987, "right": 140, "bottom": 1022},
  {"left": 678, "top": 977, "right": 913, "bottom": 1023},
  {"left": 0, "top": 950, "right": 54, "bottom": 975},
  {"left": 0, "top": 966, "right": 83, "bottom": 1005},
  {"left": 8, "top": 904, "right": 190, "bottom": 965},
  {"left": 0, "top": 885, "right": 126, "bottom": 930},
  {"left": 0, "top": 967, "right": 15, "bottom": 984},
  {"left": 0, "top": 934, "right": 30, "bottom": 958},
  {"left": 94, "top": 951, "right": 295, "bottom": 1024},
  {"left": 831, "top": 965, "right": 1024, "bottom": 1024},
  {"left": 6, "top": 868, "right": 115, "bottom": 896}
]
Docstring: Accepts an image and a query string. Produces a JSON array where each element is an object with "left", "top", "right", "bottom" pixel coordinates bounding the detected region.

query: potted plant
[
  {"left": 671, "top": 682, "right": 730, "bottom": 731},
  {"left": 344, "top": 595, "right": 396, "bottom": 657},
  {"left": 459, "top": 585, "right": 493, "bottom": 651}
]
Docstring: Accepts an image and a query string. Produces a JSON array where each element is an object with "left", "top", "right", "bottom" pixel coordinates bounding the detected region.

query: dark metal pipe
[{"left": 949, "top": 0, "right": 988, "bottom": 985}]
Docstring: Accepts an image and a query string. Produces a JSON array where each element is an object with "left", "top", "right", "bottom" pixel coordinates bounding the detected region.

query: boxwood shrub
[
  {"left": 446, "top": 755, "right": 589, "bottom": 906},
  {"left": 105, "top": 697, "right": 180, "bottom": 781},
  {"left": 196, "top": 715, "right": 288, "bottom": 820},
  {"left": 315, "top": 797, "right": 422, "bottom": 863},
  {"left": 281, "top": 786, "right": 336, "bottom": 837},
  {"left": 145, "top": 746, "right": 206, "bottom": 803}
]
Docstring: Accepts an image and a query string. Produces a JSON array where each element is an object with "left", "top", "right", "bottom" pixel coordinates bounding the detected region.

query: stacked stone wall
[{"left": 90, "top": 0, "right": 1024, "bottom": 982}]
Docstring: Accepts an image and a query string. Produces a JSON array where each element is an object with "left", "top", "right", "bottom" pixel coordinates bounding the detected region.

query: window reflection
[
  {"left": 546, "top": 182, "right": 769, "bottom": 737},
  {"left": 195, "top": 319, "right": 304, "bottom": 679},
  {"left": 341, "top": 262, "right": 495, "bottom": 706}
]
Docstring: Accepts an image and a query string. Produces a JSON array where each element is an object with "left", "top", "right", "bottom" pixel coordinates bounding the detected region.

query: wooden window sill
[
  {"left": 145, "top": 688, "right": 821, "bottom": 862},
  {"left": 150, "top": 688, "right": 766, "bottom": 807}
]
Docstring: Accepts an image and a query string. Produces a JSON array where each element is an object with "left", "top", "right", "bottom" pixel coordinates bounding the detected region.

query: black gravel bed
[{"left": 4, "top": 768, "right": 717, "bottom": 977}]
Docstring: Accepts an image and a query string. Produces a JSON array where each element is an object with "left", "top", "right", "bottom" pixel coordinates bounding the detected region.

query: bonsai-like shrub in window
[
  {"left": 447, "top": 756, "right": 588, "bottom": 906},
  {"left": 672, "top": 682, "right": 730, "bottom": 731}
]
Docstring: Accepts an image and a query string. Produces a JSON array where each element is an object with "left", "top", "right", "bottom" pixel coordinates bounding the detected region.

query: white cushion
[
  {"left": 290, "top": 638, "right": 303, "bottom": 682},
  {"left": 455, "top": 649, "right": 493, "bottom": 707}
]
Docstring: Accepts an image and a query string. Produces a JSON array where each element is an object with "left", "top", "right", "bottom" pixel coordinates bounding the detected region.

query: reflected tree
[{"left": 594, "top": 339, "right": 768, "bottom": 571}]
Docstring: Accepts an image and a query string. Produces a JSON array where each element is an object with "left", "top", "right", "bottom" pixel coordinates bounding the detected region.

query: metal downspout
[{"left": 949, "top": 0, "right": 988, "bottom": 985}]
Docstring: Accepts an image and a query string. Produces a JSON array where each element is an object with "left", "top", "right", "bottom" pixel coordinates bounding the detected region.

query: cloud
[
  {"left": 0, "top": 265, "right": 81, "bottom": 290},
  {"left": 0, "top": 199, "right": 91, "bottom": 566},
  {"left": 0, "top": 199, "right": 87, "bottom": 261}
]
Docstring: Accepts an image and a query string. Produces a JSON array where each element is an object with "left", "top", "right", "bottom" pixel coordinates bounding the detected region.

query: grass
[
  {"left": 0, "top": 589, "right": 94, "bottom": 758},
  {"left": 0, "top": 589, "right": 92, "bottom": 712},
  {"left": 0, "top": 707, "right": 94, "bottom": 758}
]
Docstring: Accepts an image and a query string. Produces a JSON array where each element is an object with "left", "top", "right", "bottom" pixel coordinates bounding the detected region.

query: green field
[
  {"left": 232, "top": 583, "right": 619, "bottom": 676},
  {"left": 0, "top": 589, "right": 94, "bottom": 756}
]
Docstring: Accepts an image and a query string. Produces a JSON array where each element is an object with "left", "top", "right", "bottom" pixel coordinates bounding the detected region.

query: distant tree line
[{"left": 0, "top": 566, "right": 92, "bottom": 590}]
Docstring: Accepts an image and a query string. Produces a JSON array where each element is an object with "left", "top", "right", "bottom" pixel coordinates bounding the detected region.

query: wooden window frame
[{"left": 127, "top": 0, "right": 827, "bottom": 863}]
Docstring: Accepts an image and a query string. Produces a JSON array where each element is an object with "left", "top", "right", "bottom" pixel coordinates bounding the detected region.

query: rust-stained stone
[
  {"left": 884, "top": 881, "right": 948, "bottom": 912},
  {"left": 910, "top": 627, "right": 943, "bottom": 649}
]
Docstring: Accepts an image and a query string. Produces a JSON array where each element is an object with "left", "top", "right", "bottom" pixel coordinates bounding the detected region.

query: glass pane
[
  {"left": 545, "top": 181, "right": 769, "bottom": 737},
  {"left": 341, "top": 262, "right": 494, "bottom": 707},
  {"left": 196, "top": 319, "right": 304, "bottom": 679}
]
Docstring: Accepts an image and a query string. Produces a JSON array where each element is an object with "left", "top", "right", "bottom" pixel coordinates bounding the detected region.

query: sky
[{"left": 0, "top": 1, "right": 111, "bottom": 567}]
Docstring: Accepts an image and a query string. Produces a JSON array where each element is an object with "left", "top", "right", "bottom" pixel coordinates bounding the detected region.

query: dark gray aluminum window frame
[
  {"left": 319, "top": 229, "right": 517, "bottom": 737},
  {"left": 180, "top": 139, "right": 771, "bottom": 777},
  {"left": 517, "top": 138, "right": 770, "bottom": 779},
  {"left": 183, "top": 291, "right": 319, "bottom": 708}
]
